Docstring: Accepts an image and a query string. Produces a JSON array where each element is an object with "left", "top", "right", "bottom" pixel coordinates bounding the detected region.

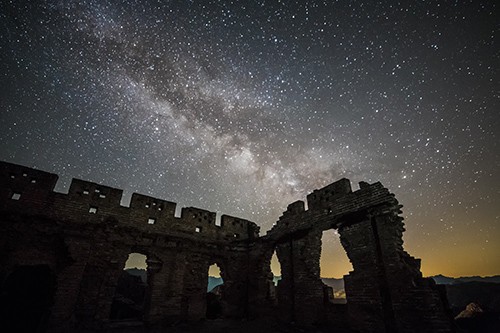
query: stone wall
[
  {"left": 0, "top": 161, "right": 454, "bottom": 332},
  {"left": 259, "top": 178, "right": 454, "bottom": 332}
]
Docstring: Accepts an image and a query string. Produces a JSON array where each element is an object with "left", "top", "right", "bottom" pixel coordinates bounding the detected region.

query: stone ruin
[{"left": 0, "top": 161, "right": 454, "bottom": 332}]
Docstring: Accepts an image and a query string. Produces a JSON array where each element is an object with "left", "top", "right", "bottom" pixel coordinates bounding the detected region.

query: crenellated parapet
[
  {"left": 0, "top": 161, "right": 259, "bottom": 242},
  {"left": 266, "top": 178, "right": 400, "bottom": 239}
]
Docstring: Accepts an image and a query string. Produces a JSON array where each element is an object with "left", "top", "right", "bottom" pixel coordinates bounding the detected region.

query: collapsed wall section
[{"left": 263, "top": 178, "right": 453, "bottom": 332}]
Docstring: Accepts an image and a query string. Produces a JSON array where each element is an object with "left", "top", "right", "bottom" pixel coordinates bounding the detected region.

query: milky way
[{"left": 1, "top": 0, "right": 498, "bottom": 277}]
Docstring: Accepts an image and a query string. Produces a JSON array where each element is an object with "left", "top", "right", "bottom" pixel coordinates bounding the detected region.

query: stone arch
[
  {"left": 207, "top": 254, "right": 249, "bottom": 319},
  {"left": 244, "top": 243, "right": 278, "bottom": 319},
  {"left": 268, "top": 247, "right": 282, "bottom": 304},
  {"left": 273, "top": 229, "right": 326, "bottom": 324},
  {"left": 206, "top": 262, "right": 224, "bottom": 319},
  {"left": 336, "top": 212, "right": 400, "bottom": 332},
  {"left": 110, "top": 252, "right": 148, "bottom": 321},
  {"left": 108, "top": 248, "right": 163, "bottom": 323},
  {"left": 255, "top": 244, "right": 280, "bottom": 307},
  {"left": 208, "top": 257, "right": 233, "bottom": 315}
]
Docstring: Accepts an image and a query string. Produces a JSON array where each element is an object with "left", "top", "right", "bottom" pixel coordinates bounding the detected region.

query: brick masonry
[{"left": 0, "top": 161, "right": 453, "bottom": 332}]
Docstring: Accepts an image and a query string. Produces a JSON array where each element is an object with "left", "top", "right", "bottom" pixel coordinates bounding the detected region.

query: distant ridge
[
  {"left": 125, "top": 270, "right": 500, "bottom": 299},
  {"left": 431, "top": 275, "right": 500, "bottom": 285}
]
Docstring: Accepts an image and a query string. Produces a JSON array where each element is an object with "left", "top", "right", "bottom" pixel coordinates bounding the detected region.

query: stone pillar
[
  {"left": 371, "top": 212, "right": 453, "bottom": 332},
  {"left": 47, "top": 241, "right": 92, "bottom": 333},
  {"left": 219, "top": 253, "right": 249, "bottom": 318},
  {"left": 339, "top": 210, "right": 453, "bottom": 333},
  {"left": 246, "top": 245, "right": 276, "bottom": 319},
  {"left": 48, "top": 262, "right": 88, "bottom": 332},
  {"left": 73, "top": 243, "right": 127, "bottom": 329},
  {"left": 276, "top": 229, "right": 325, "bottom": 324},
  {"left": 142, "top": 248, "right": 187, "bottom": 323},
  {"left": 163, "top": 250, "right": 187, "bottom": 320},
  {"left": 93, "top": 254, "right": 128, "bottom": 324},
  {"left": 143, "top": 256, "right": 163, "bottom": 323},
  {"left": 181, "top": 253, "right": 209, "bottom": 321},
  {"left": 339, "top": 219, "right": 392, "bottom": 333}
]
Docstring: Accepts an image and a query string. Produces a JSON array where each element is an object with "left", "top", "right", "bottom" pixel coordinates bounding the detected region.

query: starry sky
[{"left": 1, "top": 0, "right": 498, "bottom": 278}]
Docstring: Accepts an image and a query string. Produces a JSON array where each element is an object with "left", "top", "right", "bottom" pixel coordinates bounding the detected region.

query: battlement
[
  {"left": 68, "top": 179, "right": 124, "bottom": 207},
  {"left": 221, "top": 215, "right": 260, "bottom": 239},
  {"left": 0, "top": 161, "right": 258, "bottom": 242},
  {"left": 268, "top": 179, "right": 399, "bottom": 237},
  {"left": 130, "top": 193, "right": 177, "bottom": 215},
  {"left": 279, "top": 200, "right": 305, "bottom": 221},
  {"left": 0, "top": 161, "right": 59, "bottom": 205},
  {"left": 306, "top": 178, "right": 352, "bottom": 210}
]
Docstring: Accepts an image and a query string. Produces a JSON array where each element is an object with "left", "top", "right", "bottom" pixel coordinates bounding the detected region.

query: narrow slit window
[
  {"left": 89, "top": 207, "right": 98, "bottom": 214},
  {"left": 148, "top": 218, "right": 156, "bottom": 224},
  {"left": 11, "top": 193, "right": 21, "bottom": 200}
]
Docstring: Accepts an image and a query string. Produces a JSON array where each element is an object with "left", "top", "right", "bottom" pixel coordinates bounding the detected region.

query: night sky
[{"left": 1, "top": 1, "right": 498, "bottom": 278}]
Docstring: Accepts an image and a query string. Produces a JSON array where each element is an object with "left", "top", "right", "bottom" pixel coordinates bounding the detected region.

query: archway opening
[
  {"left": 268, "top": 249, "right": 282, "bottom": 303},
  {"left": 0, "top": 265, "right": 56, "bottom": 332},
  {"left": 110, "top": 253, "right": 148, "bottom": 321},
  {"left": 320, "top": 229, "right": 353, "bottom": 304},
  {"left": 271, "top": 249, "right": 282, "bottom": 286},
  {"left": 208, "top": 263, "right": 223, "bottom": 292},
  {"left": 207, "top": 263, "right": 224, "bottom": 319}
]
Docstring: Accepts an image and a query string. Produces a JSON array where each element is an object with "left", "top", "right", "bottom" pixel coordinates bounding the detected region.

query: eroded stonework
[{"left": 0, "top": 161, "right": 453, "bottom": 332}]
